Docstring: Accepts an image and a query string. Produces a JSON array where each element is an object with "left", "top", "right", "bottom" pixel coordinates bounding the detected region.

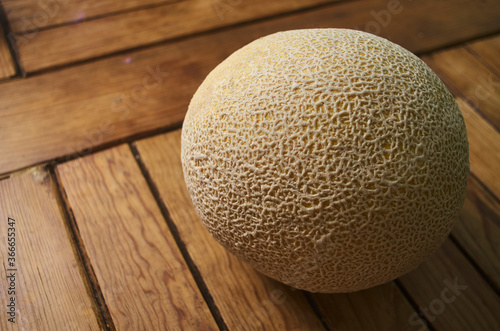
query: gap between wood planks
[
  {"left": 0, "top": 31, "right": 498, "bottom": 180},
  {"left": 14, "top": 154, "right": 496, "bottom": 330},
  {"left": 8, "top": 0, "right": 351, "bottom": 77},
  {"left": 4, "top": 0, "right": 181, "bottom": 34},
  {"left": 422, "top": 47, "right": 500, "bottom": 133},
  {"left": 0, "top": 4, "right": 498, "bottom": 326},
  {"left": 50, "top": 165, "right": 116, "bottom": 331},
  {"left": 1, "top": 55, "right": 499, "bottom": 311},
  {"left": 301, "top": 291, "right": 332, "bottom": 331},
  {"left": 13, "top": 0, "right": 500, "bottom": 73},
  {"left": 393, "top": 280, "right": 437, "bottom": 331},
  {"left": 0, "top": 121, "right": 182, "bottom": 182},
  {"left": 4, "top": 0, "right": 342, "bottom": 35},
  {"left": 449, "top": 173, "right": 500, "bottom": 296},
  {"left": 1, "top": 135, "right": 495, "bottom": 331},
  {"left": 1, "top": 0, "right": 499, "bottom": 177},
  {"left": 0, "top": 4, "right": 22, "bottom": 78},
  {"left": 1, "top": 97, "right": 498, "bottom": 328},
  {"left": 128, "top": 142, "right": 229, "bottom": 331},
  {"left": 0, "top": 166, "right": 102, "bottom": 330},
  {"left": 449, "top": 234, "right": 500, "bottom": 297}
]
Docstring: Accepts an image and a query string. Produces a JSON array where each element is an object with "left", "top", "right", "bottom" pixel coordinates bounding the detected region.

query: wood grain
[
  {"left": 312, "top": 282, "right": 425, "bottom": 331},
  {"left": 56, "top": 144, "right": 217, "bottom": 330},
  {"left": 4, "top": 0, "right": 178, "bottom": 33},
  {"left": 134, "top": 130, "right": 326, "bottom": 330},
  {"left": 467, "top": 34, "right": 500, "bottom": 75},
  {"left": 15, "top": 0, "right": 338, "bottom": 72},
  {"left": 15, "top": 0, "right": 500, "bottom": 72},
  {"left": 0, "top": 25, "right": 15, "bottom": 79},
  {"left": 423, "top": 47, "right": 500, "bottom": 129},
  {"left": 0, "top": 2, "right": 498, "bottom": 329},
  {"left": 399, "top": 239, "right": 500, "bottom": 331},
  {"left": 456, "top": 98, "right": 500, "bottom": 200},
  {"left": 2, "top": 2, "right": 500, "bottom": 176},
  {"left": 447, "top": 97, "right": 500, "bottom": 291},
  {"left": 452, "top": 175, "right": 500, "bottom": 291},
  {"left": 0, "top": 37, "right": 205, "bottom": 175},
  {"left": 0, "top": 167, "right": 100, "bottom": 330}
]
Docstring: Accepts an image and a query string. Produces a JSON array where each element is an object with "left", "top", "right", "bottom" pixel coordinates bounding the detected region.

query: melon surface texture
[{"left": 181, "top": 29, "right": 469, "bottom": 293}]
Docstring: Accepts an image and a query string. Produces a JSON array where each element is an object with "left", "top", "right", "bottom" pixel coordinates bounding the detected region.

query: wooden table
[{"left": 1, "top": 1, "right": 499, "bottom": 330}]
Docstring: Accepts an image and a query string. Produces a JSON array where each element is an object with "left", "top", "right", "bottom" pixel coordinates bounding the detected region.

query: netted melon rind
[{"left": 181, "top": 29, "right": 469, "bottom": 293}]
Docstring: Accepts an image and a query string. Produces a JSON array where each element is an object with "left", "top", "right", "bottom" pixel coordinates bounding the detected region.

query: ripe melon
[{"left": 181, "top": 29, "right": 469, "bottom": 293}]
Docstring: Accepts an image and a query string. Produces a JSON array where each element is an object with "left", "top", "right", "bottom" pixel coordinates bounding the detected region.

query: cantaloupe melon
[{"left": 181, "top": 29, "right": 469, "bottom": 293}]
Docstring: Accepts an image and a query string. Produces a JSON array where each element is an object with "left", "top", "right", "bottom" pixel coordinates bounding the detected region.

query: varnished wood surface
[
  {"left": 134, "top": 132, "right": 326, "bottom": 330},
  {"left": 14, "top": 0, "right": 338, "bottom": 72},
  {"left": 468, "top": 34, "right": 500, "bottom": 75},
  {"left": 56, "top": 145, "right": 217, "bottom": 330},
  {"left": 399, "top": 239, "right": 500, "bottom": 331},
  {"left": 453, "top": 176, "right": 500, "bottom": 291},
  {"left": 423, "top": 48, "right": 500, "bottom": 130},
  {"left": 0, "top": 168, "right": 100, "bottom": 330},
  {"left": 312, "top": 282, "right": 423, "bottom": 331},
  {"left": 0, "top": 25, "right": 15, "bottom": 79},
  {"left": 9, "top": 0, "right": 500, "bottom": 73},
  {"left": 3, "top": 0, "right": 178, "bottom": 32},
  {"left": 2, "top": 0, "right": 500, "bottom": 176},
  {"left": 456, "top": 98, "right": 500, "bottom": 199},
  {"left": 1, "top": 1, "right": 499, "bottom": 330}
]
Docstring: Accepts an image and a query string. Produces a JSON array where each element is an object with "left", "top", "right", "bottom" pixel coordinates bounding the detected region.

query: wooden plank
[
  {"left": 423, "top": 47, "right": 500, "bottom": 129},
  {"left": 448, "top": 97, "right": 500, "bottom": 291},
  {"left": 2, "top": 0, "right": 500, "bottom": 175},
  {"left": 56, "top": 144, "right": 217, "bottom": 330},
  {"left": 467, "top": 34, "right": 500, "bottom": 75},
  {"left": 0, "top": 26, "right": 15, "bottom": 79},
  {"left": 134, "top": 130, "right": 326, "bottom": 330},
  {"left": 0, "top": 24, "right": 232, "bottom": 175},
  {"left": 15, "top": 0, "right": 338, "bottom": 72},
  {"left": 4, "top": 0, "right": 177, "bottom": 33},
  {"left": 456, "top": 98, "right": 500, "bottom": 199},
  {"left": 399, "top": 239, "right": 500, "bottom": 331},
  {"left": 312, "top": 282, "right": 425, "bottom": 330},
  {"left": 0, "top": 167, "right": 101, "bottom": 330},
  {"left": 15, "top": 0, "right": 500, "bottom": 72},
  {"left": 453, "top": 175, "right": 500, "bottom": 291}
]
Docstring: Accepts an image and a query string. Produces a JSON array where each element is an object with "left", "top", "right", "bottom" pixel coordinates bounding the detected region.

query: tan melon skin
[{"left": 181, "top": 29, "right": 469, "bottom": 293}]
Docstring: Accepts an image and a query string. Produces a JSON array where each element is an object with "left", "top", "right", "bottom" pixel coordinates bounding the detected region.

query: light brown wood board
[{"left": 56, "top": 144, "right": 218, "bottom": 330}]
